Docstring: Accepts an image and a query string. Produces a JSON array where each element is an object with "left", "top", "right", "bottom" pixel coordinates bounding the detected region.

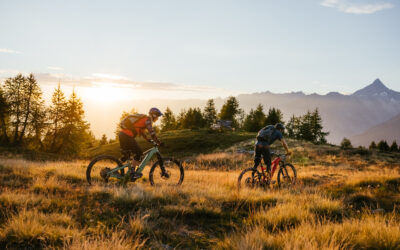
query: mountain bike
[
  {"left": 237, "top": 151, "right": 296, "bottom": 189},
  {"left": 86, "top": 141, "right": 184, "bottom": 186}
]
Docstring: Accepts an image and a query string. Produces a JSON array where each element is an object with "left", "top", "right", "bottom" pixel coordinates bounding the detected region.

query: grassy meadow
[{"left": 1, "top": 138, "right": 400, "bottom": 249}]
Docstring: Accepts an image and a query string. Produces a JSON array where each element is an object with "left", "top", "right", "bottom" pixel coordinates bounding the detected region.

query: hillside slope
[{"left": 350, "top": 114, "right": 400, "bottom": 146}]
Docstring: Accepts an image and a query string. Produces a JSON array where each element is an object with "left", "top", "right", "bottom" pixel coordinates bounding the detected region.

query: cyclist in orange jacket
[{"left": 119, "top": 107, "right": 163, "bottom": 179}]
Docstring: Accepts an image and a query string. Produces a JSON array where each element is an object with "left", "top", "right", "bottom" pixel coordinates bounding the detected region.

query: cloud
[
  {"left": 321, "top": 0, "right": 340, "bottom": 7},
  {"left": 47, "top": 66, "right": 64, "bottom": 71},
  {"left": 34, "top": 72, "right": 227, "bottom": 93},
  {"left": 0, "top": 48, "right": 21, "bottom": 54},
  {"left": 320, "top": 0, "right": 394, "bottom": 14}
]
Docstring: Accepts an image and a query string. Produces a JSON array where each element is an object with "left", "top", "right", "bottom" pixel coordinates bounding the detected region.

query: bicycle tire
[
  {"left": 86, "top": 155, "right": 124, "bottom": 185},
  {"left": 149, "top": 158, "right": 184, "bottom": 186},
  {"left": 277, "top": 163, "right": 297, "bottom": 188},
  {"left": 237, "top": 167, "right": 262, "bottom": 190}
]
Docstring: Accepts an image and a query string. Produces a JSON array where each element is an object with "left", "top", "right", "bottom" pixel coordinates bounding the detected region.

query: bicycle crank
[{"left": 100, "top": 167, "right": 111, "bottom": 182}]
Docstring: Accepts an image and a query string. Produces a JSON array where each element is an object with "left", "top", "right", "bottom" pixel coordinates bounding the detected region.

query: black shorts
[{"left": 118, "top": 131, "right": 143, "bottom": 161}]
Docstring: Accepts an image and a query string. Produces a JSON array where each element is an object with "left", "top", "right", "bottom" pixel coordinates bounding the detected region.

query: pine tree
[
  {"left": 286, "top": 115, "right": 301, "bottom": 139},
  {"left": 161, "top": 107, "right": 176, "bottom": 131},
  {"left": 175, "top": 109, "right": 187, "bottom": 129},
  {"left": 243, "top": 104, "right": 266, "bottom": 132},
  {"left": 264, "top": 107, "right": 284, "bottom": 126},
  {"left": 236, "top": 108, "right": 246, "bottom": 129},
  {"left": 284, "top": 109, "right": 328, "bottom": 144},
  {"left": 58, "top": 90, "right": 90, "bottom": 155},
  {"left": 0, "top": 86, "right": 9, "bottom": 145},
  {"left": 243, "top": 109, "right": 255, "bottom": 132},
  {"left": 99, "top": 134, "right": 108, "bottom": 145},
  {"left": 377, "top": 140, "right": 390, "bottom": 152},
  {"left": 180, "top": 108, "right": 205, "bottom": 129},
  {"left": 299, "top": 111, "right": 313, "bottom": 142},
  {"left": 47, "top": 84, "right": 67, "bottom": 152},
  {"left": 390, "top": 141, "right": 398, "bottom": 152},
  {"left": 340, "top": 138, "right": 353, "bottom": 149},
  {"left": 310, "top": 109, "right": 329, "bottom": 144},
  {"left": 203, "top": 99, "right": 217, "bottom": 127},
  {"left": 369, "top": 141, "right": 377, "bottom": 150},
  {"left": 28, "top": 100, "right": 47, "bottom": 150},
  {"left": 219, "top": 96, "right": 240, "bottom": 127},
  {"left": 2, "top": 74, "right": 44, "bottom": 146},
  {"left": 18, "top": 74, "right": 43, "bottom": 144},
  {"left": 3, "top": 74, "right": 26, "bottom": 145}
]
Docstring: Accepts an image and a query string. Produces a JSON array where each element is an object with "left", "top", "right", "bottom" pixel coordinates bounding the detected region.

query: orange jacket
[{"left": 121, "top": 116, "right": 159, "bottom": 143}]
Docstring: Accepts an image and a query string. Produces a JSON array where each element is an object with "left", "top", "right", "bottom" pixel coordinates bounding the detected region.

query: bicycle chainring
[{"left": 100, "top": 167, "right": 111, "bottom": 182}]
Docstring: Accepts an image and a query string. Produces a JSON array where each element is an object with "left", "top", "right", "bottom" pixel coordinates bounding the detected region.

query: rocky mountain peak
[
  {"left": 370, "top": 78, "right": 387, "bottom": 89},
  {"left": 352, "top": 78, "right": 399, "bottom": 99}
]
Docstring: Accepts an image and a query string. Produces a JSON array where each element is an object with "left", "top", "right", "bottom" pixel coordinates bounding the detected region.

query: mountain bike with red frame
[{"left": 238, "top": 151, "right": 296, "bottom": 190}]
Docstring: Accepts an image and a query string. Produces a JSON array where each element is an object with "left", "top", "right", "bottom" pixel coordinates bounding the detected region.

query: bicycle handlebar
[
  {"left": 149, "top": 140, "right": 163, "bottom": 147},
  {"left": 270, "top": 151, "right": 287, "bottom": 158}
]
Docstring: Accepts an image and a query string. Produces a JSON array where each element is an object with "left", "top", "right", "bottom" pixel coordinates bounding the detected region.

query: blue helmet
[{"left": 149, "top": 107, "right": 163, "bottom": 117}]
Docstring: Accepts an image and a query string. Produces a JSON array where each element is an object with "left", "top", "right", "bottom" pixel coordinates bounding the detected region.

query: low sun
[{"left": 79, "top": 83, "right": 135, "bottom": 105}]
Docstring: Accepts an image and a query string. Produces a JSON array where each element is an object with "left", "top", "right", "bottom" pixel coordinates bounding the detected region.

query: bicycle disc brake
[
  {"left": 161, "top": 169, "right": 171, "bottom": 179},
  {"left": 244, "top": 177, "right": 253, "bottom": 188}
]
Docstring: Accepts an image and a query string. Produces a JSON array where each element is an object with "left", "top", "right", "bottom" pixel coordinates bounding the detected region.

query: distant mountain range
[
  {"left": 233, "top": 78, "right": 400, "bottom": 144},
  {"left": 88, "top": 78, "right": 400, "bottom": 145}
]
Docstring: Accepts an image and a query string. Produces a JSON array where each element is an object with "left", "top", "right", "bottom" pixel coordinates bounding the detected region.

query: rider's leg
[
  {"left": 119, "top": 131, "right": 134, "bottom": 163},
  {"left": 261, "top": 146, "right": 272, "bottom": 175},
  {"left": 263, "top": 147, "right": 276, "bottom": 184},
  {"left": 253, "top": 143, "right": 263, "bottom": 168},
  {"left": 129, "top": 138, "right": 143, "bottom": 178}
]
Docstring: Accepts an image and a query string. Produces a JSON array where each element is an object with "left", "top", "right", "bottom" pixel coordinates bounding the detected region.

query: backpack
[
  {"left": 257, "top": 125, "right": 275, "bottom": 142},
  {"left": 120, "top": 114, "right": 146, "bottom": 131}
]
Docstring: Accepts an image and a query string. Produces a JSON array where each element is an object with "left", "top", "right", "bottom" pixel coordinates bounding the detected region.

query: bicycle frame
[
  {"left": 107, "top": 147, "right": 161, "bottom": 179},
  {"left": 259, "top": 156, "right": 282, "bottom": 180}
]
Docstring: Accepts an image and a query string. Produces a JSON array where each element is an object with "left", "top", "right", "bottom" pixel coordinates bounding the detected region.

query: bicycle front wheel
[
  {"left": 149, "top": 158, "right": 184, "bottom": 186},
  {"left": 277, "top": 163, "right": 297, "bottom": 188}
]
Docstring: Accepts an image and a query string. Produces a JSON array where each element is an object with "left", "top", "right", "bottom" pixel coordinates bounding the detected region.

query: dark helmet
[
  {"left": 149, "top": 107, "right": 163, "bottom": 117},
  {"left": 275, "top": 123, "right": 285, "bottom": 130}
]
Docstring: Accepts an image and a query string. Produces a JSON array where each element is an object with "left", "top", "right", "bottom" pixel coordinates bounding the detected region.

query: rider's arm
[
  {"left": 145, "top": 118, "right": 161, "bottom": 144},
  {"left": 281, "top": 138, "right": 291, "bottom": 155},
  {"left": 139, "top": 129, "right": 151, "bottom": 142}
]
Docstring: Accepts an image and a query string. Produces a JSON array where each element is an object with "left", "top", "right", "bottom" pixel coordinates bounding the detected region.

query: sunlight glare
[{"left": 78, "top": 83, "right": 135, "bottom": 105}]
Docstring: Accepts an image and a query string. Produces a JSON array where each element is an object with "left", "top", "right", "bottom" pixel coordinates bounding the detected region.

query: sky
[{"left": 1, "top": 0, "right": 399, "bottom": 137}]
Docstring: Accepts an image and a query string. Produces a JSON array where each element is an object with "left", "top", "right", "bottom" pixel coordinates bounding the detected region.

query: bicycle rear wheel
[
  {"left": 277, "top": 163, "right": 297, "bottom": 188},
  {"left": 149, "top": 158, "right": 184, "bottom": 186},
  {"left": 238, "top": 168, "right": 263, "bottom": 190},
  {"left": 86, "top": 155, "right": 124, "bottom": 185}
]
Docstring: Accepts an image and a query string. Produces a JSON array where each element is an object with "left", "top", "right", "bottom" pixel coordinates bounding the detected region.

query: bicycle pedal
[{"left": 130, "top": 172, "right": 143, "bottom": 180}]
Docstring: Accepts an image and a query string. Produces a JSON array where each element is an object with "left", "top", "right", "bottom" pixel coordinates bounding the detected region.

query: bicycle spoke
[{"left": 149, "top": 158, "right": 184, "bottom": 186}]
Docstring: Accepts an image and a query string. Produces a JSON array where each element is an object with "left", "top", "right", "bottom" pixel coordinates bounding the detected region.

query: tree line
[
  {"left": 0, "top": 74, "right": 95, "bottom": 156},
  {"left": 340, "top": 138, "right": 400, "bottom": 153},
  {"left": 160, "top": 96, "right": 329, "bottom": 144}
]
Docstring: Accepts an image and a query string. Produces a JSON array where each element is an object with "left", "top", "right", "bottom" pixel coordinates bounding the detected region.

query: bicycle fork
[{"left": 156, "top": 153, "right": 170, "bottom": 178}]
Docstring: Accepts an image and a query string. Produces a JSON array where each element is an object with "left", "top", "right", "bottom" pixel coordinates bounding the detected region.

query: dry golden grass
[{"left": 0, "top": 141, "right": 400, "bottom": 249}]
